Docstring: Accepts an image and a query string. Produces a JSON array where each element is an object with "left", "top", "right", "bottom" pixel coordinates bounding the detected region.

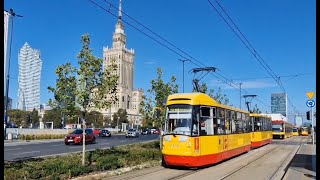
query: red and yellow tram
[
  {"left": 161, "top": 93, "right": 252, "bottom": 167},
  {"left": 250, "top": 113, "right": 272, "bottom": 148},
  {"left": 272, "top": 120, "right": 293, "bottom": 139}
]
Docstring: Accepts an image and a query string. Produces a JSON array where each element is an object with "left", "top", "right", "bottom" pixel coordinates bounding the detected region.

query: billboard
[{"left": 295, "top": 116, "right": 303, "bottom": 127}]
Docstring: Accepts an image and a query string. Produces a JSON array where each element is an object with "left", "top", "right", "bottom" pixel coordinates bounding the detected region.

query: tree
[
  {"left": 7, "top": 109, "right": 29, "bottom": 128},
  {"left": 47, "top": 33, "right": 119, "bottom": 166},
  {"left": 252, "top": 104, "right": 261, "bottom": 113},
  {"left": 85, "top": 111, "right": 104, "bottom": 128},
  {"left": 30, "top": 108, "right": 39, "bottom": 128},
  {"left": 141, "top": 67, "right": 179, "bottom": 128},
  {"left": 112, "top": 108, "right": 128, "bottom": 128},
  {"left": 194, "top": 83, "right": 231, "bottom": 106},
  {"left": 42, "top": 108, "right": 62, "bottom": 129},
  {"left": 48, "top": 33, "right": 119, "bottom": 123},
  {"left": 48, "top": 62, "right": 78, "bottom": 127}
]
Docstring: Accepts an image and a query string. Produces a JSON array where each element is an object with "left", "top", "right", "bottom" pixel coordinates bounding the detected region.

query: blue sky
[{"left": 4, "top": 0, "right": 316, "bottom": 125}]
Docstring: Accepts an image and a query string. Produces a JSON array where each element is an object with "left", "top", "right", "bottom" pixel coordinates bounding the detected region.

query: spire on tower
[{"left": 118, "top": 0, "right": 122, "bottom": 19}]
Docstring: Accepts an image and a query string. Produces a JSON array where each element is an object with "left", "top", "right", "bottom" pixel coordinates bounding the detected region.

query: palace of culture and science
[{"left": 100, "top": 0, "right": 143, "bottom": 125}]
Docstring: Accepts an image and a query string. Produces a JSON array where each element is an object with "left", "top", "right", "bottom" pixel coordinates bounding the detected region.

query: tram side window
[
  {"left": 225, "top": 110, "right": 231, "bottom": 134},
  {"left": 199, "top": 107, "right": 214, "bottom": 135},
  {"left": 245, "top": 114, "right": 251, "bottom": 132},
  {"left": 254, "top": 117, "right": 261, "bottom": 131},
  {"left": 242, "top": 113, "right": 247, "bottom": 132},
  {"left": 231, "top": 111, "right": 236, "bottom": 134},
  {"left": 217, "top": 108, "right": 225, "bottom": 134}
]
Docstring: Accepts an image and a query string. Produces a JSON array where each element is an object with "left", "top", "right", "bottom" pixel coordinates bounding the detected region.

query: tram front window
[
  {"left": 272, "top": 124, "right": 283, "bottom": 132},
  {"left": 165, "top": 105, "right": 194, "bottom": 136}
]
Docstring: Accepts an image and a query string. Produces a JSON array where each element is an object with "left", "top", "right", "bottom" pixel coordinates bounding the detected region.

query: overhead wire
[
  {"left": 207, "top": 0, "right": 301, "bottom": 115},
  {"left": 89, "top": 0, "right": 291, "bottom": 112}
]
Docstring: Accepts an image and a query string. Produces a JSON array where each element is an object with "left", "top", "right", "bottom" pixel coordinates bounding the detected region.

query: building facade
[
  {"left": 17, "top": 42, "right": 42, "bottom": 111},
  {"left": 100, "top": 0, "right": 144, "bottom": 126},
  {"left": 271, "top": 93, "right": 287, "bottom": 117}
]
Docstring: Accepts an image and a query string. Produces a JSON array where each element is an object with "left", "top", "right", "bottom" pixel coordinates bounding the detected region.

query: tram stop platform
[{"left": 283, "top": 139, "right": 316, "bottom": 180}]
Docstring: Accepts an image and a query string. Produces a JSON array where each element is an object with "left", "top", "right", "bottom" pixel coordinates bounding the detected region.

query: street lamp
[
  {"left": 178, "top": 59, "right": 190, "bottom": 93},
  {"left": 4, "top": 9, "right": 23, "bottom": 140}
]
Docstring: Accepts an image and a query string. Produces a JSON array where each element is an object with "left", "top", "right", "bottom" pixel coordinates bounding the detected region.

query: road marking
[
  {"left": 16, "top": 151, "right": 40, "bottom": 155},
  {"left": 120, "top": 140, "right": 125, "bottom": 142},
  {"left": 5, "top": 148, "right": 22, "bottom": 151}
]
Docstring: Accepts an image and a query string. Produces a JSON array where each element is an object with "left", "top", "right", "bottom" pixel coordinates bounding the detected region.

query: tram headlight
[
  {"left": 163, "top": 135, "right": 171, "bottom": 141},
  {"left": 179, "top": 136, "right": 188, "bottom": 142}
]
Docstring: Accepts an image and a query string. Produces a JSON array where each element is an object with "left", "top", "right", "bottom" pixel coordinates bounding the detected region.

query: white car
[{"left": 126, "top": 129, "right": 139, "bottom": 138}]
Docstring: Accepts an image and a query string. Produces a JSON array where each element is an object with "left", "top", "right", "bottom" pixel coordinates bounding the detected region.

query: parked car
[
  {"left": 64, "top": 128, "right": 96, "bottom": 145},
  {"left": 126, "top": 128, "right": 139, "bottom": 138},
  {"left": 141, "top": 129, "right": 151, "bottom": 135},
  {"left": 99, "top": 129, "right": 111, "bottom": 137},
  {"left": 93, "top": 128, "right": 101, "bottom": 136}
]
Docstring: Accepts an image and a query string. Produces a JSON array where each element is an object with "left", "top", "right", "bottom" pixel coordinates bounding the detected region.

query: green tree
[
  {"left": 141, "top": 67, "right": 179, "bottom": 128},
  {"left": 112, "top": 108, "right": 128, "bottom": 128},
  {"left": 30, "top": 108, "right": 39, "bottom": 127},
  {"left": 139, "top": 95, "right": 154, "bottom": 128},
  {"left": 85, "top": 111, "right": 104, "bottom": 128},
  {"left": 195, "top": 83, "right": 231, "bottom": 106},
  {"left": 42, "top": 108, "right": 62, "bottom": 129},
  {"left": 7, "top": 109, "right": 29, "bottom": 128},
  {"left": 252, "top": 104, "right": 261, "bottom": 113},
  {"left": 48, "top": 33, "right": 119, "bottom": 124},
  {"left": 48, "top": 62, "right": 78, "bottom": 126}
]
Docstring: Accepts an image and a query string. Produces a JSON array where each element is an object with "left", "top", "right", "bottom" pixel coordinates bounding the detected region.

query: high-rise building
[
  {"left": 4, "top": 11, "right": 9, "bottom": 86},
  {"left": 100, "top": 0, "right": 144, "bottom": 125},
  {"left": 271, "top": 93, "right": 287, "bottom": 117},
  {"left": 17, "top": 42, "right": 42, "bottom": 111}
]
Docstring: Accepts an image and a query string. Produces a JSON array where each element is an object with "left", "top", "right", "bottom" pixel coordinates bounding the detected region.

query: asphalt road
[{"left": 4, "top": 134, "right": 159, "bottom": 162}]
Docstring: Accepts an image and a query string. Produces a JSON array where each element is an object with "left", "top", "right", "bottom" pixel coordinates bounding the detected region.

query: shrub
[{"left": 96, "top": 156, "right": 124, "bottom": 171}]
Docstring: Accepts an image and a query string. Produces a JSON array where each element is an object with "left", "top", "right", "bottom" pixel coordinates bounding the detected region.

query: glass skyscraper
[
  {"left": 17, "top": 42, "right": 42, "bottom": 111},
  {"left": 271, "top": 93, "right": 287, "bottom": 117}
]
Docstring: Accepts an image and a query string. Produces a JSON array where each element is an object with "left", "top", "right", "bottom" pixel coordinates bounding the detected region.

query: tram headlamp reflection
[
  {"left": 164, "top": 136, "right": 172, "bottom": 141},
  {"left": 179, "top": 136, "right": 189, "bottom": 142}
]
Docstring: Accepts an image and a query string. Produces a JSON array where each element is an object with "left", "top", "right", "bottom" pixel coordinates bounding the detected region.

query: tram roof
[{"left": 167, "top": 93, "right": 249, "bottom": 113}]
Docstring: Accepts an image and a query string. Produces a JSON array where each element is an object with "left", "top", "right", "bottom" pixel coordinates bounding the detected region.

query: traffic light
[{"left": 306, "top": 111, "right": 310, "bottom": 120}]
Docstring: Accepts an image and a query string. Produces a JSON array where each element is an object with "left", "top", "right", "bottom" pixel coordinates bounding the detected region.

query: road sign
[
  {"left": 306, "top": 92, "right": 315, "bottom": 99},
  {"left": 306, "top": 100, "right": 315, "bottom": 107}
]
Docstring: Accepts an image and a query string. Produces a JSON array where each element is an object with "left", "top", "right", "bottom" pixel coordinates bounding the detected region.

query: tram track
[
  {"left": 105, "top": 137, "right": 307, "bottom": 180},
  {"left": 219, "top": 136, "right": 305, "bottom": 180}
]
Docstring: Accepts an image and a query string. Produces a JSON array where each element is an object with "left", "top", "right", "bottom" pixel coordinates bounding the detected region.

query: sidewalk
[
  {"left": 4, "top": 138, "right": 64, "bottom": 146},
  {"left": 283, "top": 139, "right": 316, "bottom": 180}
]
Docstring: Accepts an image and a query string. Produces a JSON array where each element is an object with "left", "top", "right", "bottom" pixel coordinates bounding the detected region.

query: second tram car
[
  {"left": 250, "top": 113, "right": 272, "bottom": 148},
  {"left": 161, "top": 93, "right": 252, "bottom": 167},
  {"left": 301, "top": 127, "right": 309, "bottom": 136},
  {"left": 272, "top": 120, "right": 293, "bottom": 139},
  {"left": 292, "top": 127, "right": 299, "bottom": 136}
]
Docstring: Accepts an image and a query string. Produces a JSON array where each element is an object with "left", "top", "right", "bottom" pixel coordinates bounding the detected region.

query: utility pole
[
  {"left": 239, "top": 83, "right": 242, "bottom": 109},
  {"left": 82, "top": 118, "right": 86, "bottom": 165},
  {"left": 4, "top": 9, "right": 23, "bottom": 140},
  {"left": 178, "top": 59, "right": 190, "bottom": 93}
]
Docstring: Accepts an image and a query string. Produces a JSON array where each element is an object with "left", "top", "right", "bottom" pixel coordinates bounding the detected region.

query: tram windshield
[
  {"left": 272, "top": 124, "right": 283, "bottom": 132},
  {"left": 293, "top": 128, "right": 298, "bottom": 132},
  {"left": 165, "top": 105, "right": 194, "bottom": 136}
]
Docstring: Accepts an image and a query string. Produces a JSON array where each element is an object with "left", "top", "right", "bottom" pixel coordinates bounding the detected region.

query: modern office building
[
  {"left": 99, "top": 0, "right": 144, "bottom": 126},
  {"left": 271, "top": 93, "right": 287, "bottom": 117},
  {"left": 17, "top": 42, "right": 42, "bottom": 111}
]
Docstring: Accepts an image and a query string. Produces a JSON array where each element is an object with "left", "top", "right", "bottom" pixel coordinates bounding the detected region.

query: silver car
[{"left": 126, "top": 128, "right": 139, "bottom": 138}]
